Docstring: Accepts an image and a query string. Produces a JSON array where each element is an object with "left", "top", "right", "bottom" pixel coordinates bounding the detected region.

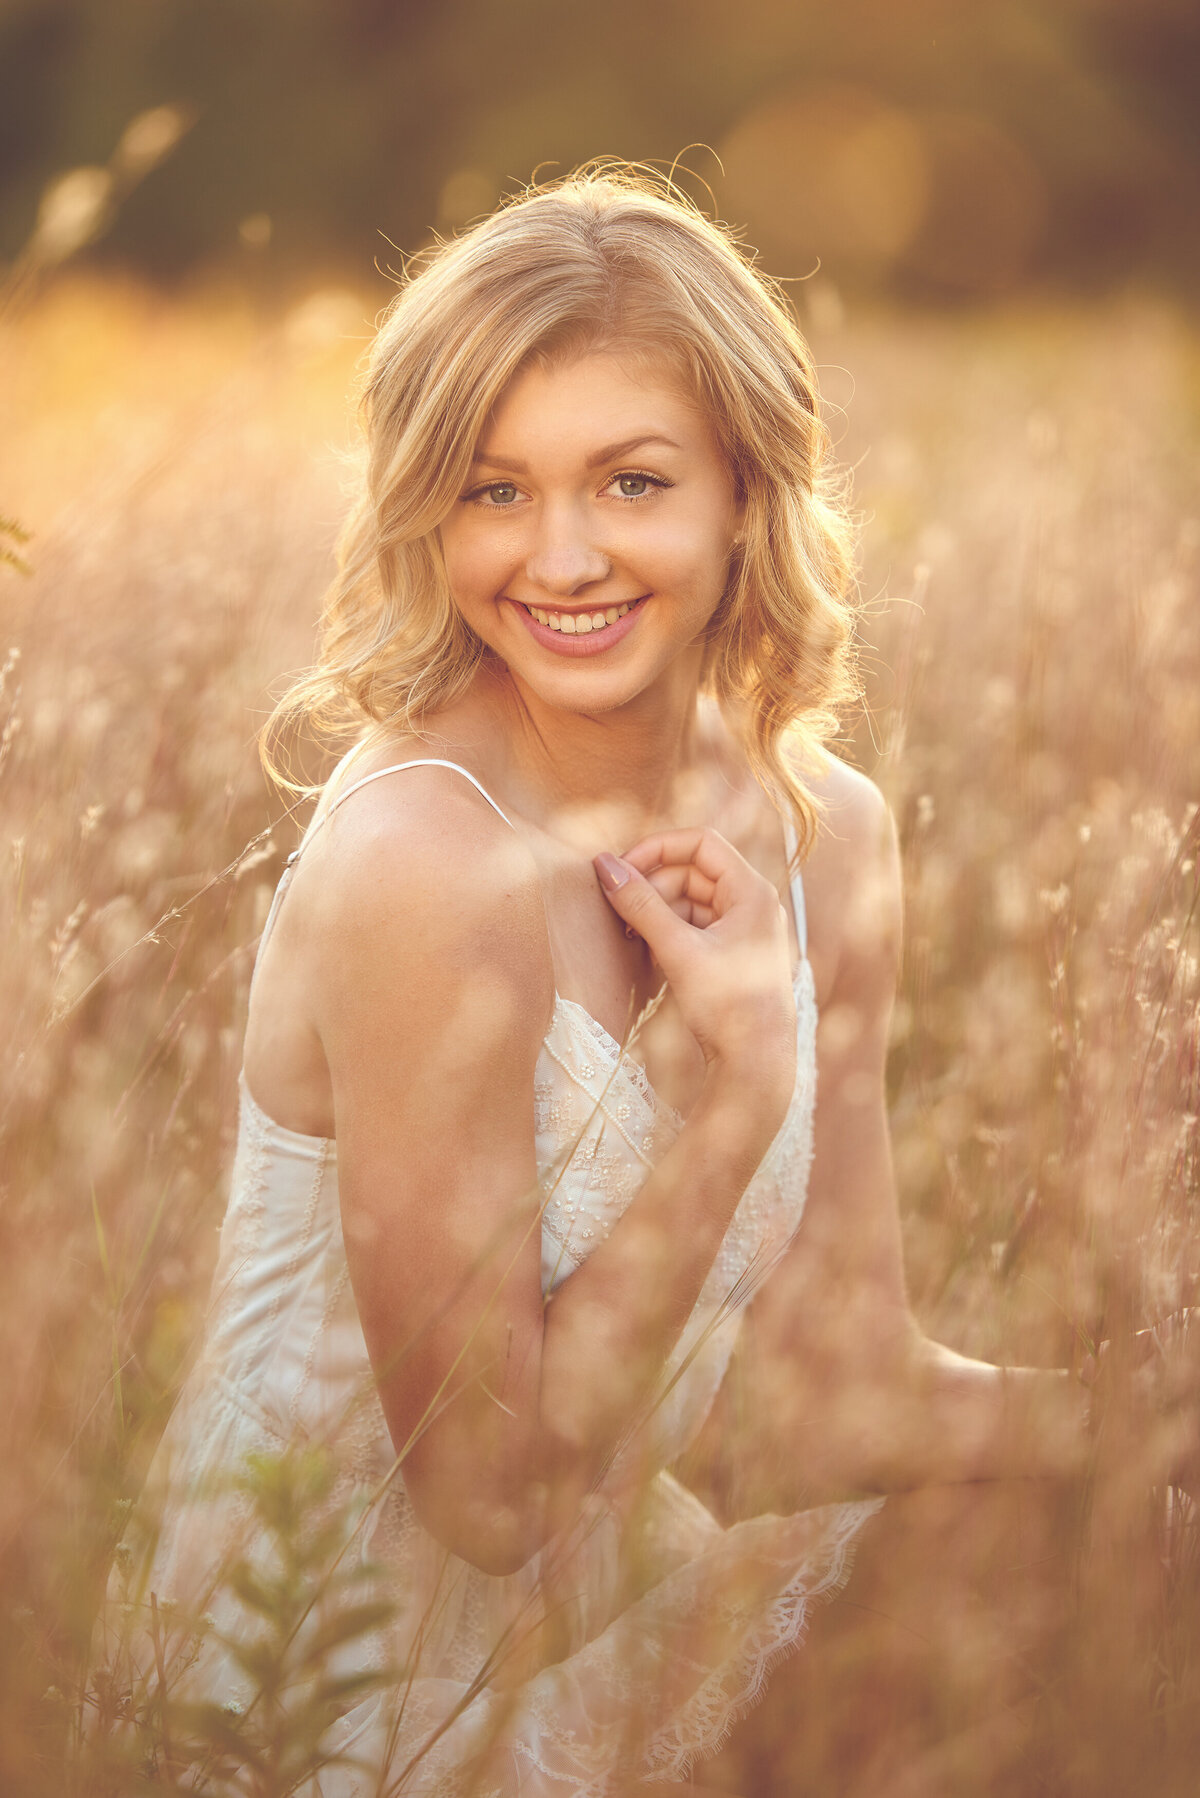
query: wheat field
[{"left": 1, "top": 275, "right": 1198, "bottom": 1794}]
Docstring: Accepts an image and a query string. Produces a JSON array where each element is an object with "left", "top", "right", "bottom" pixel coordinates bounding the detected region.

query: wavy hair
[{"left": 263, "top": 163, "right": 859, "bottom": 853}]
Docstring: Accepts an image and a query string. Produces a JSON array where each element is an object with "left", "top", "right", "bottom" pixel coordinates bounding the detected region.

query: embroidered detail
[{"left": 538, "top": 963, "right": 816, "bottom": 1309}]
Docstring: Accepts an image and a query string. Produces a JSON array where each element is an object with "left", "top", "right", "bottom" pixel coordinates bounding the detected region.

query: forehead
[{"left": 475, "top": 348, "right": 712, "bottom": 457}]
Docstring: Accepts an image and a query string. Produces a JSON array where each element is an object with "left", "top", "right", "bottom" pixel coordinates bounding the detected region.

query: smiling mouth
[{"left": 522, "top": 601, "right": 635, "bottom": 636}]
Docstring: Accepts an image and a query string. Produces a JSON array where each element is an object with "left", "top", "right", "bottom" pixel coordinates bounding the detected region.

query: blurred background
[
  {"left": 1, "top": 4, "right": 1199, "bottom": 1796},
  {"left": 3, "top": 0, "right": 1200, "bottom": 300}
]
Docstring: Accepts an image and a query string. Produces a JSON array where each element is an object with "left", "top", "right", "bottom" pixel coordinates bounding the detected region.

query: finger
[
  {"left": 621, "top": 827, "right": 749, "bottom": 886},
  {"left": 644, "top": 865, "right": 718, "bottom": 910},
  {"left": 594, "top": 853, "right": 699, "bottom": 961},
  {"left": 658, "top": 892, "right": 717, "bottom": 928},
  {"left": 622, "top": 831, "right": 763, "bottom": 929}
]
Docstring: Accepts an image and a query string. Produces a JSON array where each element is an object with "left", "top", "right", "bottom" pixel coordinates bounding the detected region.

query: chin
[{"left": 503, "top": 658, "right": 655, "bottom": 718}]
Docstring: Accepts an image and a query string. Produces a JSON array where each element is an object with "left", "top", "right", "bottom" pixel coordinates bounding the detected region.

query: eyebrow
[{"left": 471, "top": 433, "right": 683, "bottom": 472}]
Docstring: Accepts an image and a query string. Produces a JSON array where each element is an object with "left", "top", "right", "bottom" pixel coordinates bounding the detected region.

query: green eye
[
  {"left": 617, "top": 474, "right": 650, "bottom": 498},
  {"left": 487, "top": 482, "right": 518, "bottom": 505}
]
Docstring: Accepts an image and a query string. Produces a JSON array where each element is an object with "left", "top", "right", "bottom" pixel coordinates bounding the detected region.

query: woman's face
[{"left": 438, "top": 349, "right": 743, "bottom": 717}]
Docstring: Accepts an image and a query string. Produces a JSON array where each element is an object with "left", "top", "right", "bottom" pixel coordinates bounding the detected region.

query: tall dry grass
[{"left": 1, "top": 275, "right": 1198, "bottom": 1795}]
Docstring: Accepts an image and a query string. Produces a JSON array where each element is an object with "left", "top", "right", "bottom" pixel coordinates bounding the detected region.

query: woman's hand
[{"left": 594, "top": 827, "right": 797, "bottom": 1124}]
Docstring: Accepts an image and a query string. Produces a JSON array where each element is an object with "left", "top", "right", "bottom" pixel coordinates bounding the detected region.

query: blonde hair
[{"left": 264, "top": 163, "right": 859, "bottom": 852}]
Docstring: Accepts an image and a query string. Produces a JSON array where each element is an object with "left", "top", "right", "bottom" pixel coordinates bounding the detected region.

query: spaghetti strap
[
  {"left": 321, "top": 757, "right": 513, "bottom": 835},
  {"left": 780, "top": 812, "right": 809, "bottom": 960},
  {"left": 290, "top": 757, "right": 516, "bottom": 868},
  {"left": 250, "top": 759, "right": 517, "bottom": 995}
]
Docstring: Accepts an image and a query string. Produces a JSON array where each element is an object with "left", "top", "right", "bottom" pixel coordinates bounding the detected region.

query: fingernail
[{"left": 595, "top": 852, "right": 632, "bottom": 892}]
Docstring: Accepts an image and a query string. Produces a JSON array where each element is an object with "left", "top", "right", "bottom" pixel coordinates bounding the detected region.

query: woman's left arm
[{"left": 737, "top": 766, "right": 1089, "bottom": 1504}]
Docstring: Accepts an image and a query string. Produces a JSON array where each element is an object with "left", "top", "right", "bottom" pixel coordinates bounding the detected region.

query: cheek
[
  {"left": 648, "top": 514, "right": 735, "bottom": 603},
  {"left": 438, "top": 537, "right": 472, "bottom": 600},
  {"left": 440, "top": 523, "right": 508, "bottom": 604}
]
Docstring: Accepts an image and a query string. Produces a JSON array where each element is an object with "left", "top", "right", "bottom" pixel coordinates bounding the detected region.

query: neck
[{"left": 479, "top": 652, "right": 717, "bottom": 850}]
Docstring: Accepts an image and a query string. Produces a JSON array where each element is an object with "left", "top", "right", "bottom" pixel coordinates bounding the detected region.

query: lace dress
[{"left": 92, "top": 760, "right": 883, "bottom": 1795}]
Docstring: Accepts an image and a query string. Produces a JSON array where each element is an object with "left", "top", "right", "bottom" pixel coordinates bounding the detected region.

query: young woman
[{"left": 93, "top": 168, "right": 1115, "bottom": 1796}]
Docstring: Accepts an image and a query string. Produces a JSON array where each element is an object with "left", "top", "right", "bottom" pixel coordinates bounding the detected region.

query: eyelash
[{"left": 463, "top": 470, "right": 673, "bottom": 508}]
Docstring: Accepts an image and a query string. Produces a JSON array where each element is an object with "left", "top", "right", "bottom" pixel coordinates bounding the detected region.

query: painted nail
[{"left": 595, "top": 852, "right": 633, "bottom": 892}]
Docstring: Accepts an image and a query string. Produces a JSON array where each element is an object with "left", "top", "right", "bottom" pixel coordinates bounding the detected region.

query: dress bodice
[
  {"left": 211, "top": 949, "right": 817, "bottom": 1483},
  {"left": 213, "top": 754, "right": 818, "bottom": 1479}
]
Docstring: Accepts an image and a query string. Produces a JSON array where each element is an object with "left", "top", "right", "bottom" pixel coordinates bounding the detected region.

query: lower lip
[{"left": 509, "top": 598, "right": 646, "bottom": 658}]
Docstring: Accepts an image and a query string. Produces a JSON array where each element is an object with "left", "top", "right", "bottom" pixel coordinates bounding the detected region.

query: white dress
[{"left": 92, "top": 760, "right": 882, "bottom": 1796}]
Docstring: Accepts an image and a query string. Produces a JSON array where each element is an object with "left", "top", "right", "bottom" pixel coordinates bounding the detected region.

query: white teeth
[{"left": 528, "top": 599, "right": 636, "bottom": 633}]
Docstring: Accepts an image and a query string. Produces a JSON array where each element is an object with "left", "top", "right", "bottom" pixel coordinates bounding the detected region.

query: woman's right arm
[{"left": 310, "top": 783, "right": 794, "bottom": 1575}]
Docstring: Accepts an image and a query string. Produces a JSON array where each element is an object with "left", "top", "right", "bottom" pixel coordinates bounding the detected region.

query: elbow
[
  {"left": 407, "top": 1484, "right": 549, "bottom": 1578},
  {"left": 463, "top": 1524, "right": 543, "bottom": 1580},
  {"left": 394, "top": 1411, "right": 594, "bottom": 1577},
  {"left": 450, "top": 1505, "right": 548, "bottom": 1578}
]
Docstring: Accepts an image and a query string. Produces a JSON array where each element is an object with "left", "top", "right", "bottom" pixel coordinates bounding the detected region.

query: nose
[{"left": 524, "top": 508, "right": 611, "bottom": 597}]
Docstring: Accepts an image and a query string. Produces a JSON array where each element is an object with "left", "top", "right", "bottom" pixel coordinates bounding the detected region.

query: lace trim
[
  {"left": 540, "top": 1207, "right": 585, "bottom": 1277},
  {"left": 498, "top": 1497, "right": 885, "bottom": 1795},
  {"left": 553, "top": 997, "right": 683, "bottom": 1132},
  {"left": 539, "top": 961, "right": 819, "bottom": 1316},
  {"left": 547, "top": 1003, "right": 678, "bottom": 1138},
  {"left": 637, "top": 1497, "right": 884, "bottom": 1787}
]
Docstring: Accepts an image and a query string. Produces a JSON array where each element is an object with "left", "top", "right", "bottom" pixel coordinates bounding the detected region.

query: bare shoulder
[
  {"left": 796, "top": 754, "right": 902, "bottom": 1004},
  {"left": 805, "top": 755, "right": 895, "bottom": 869},
  {"left": 298, "top": 757, "right": 555, "bottom": 1047}
]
